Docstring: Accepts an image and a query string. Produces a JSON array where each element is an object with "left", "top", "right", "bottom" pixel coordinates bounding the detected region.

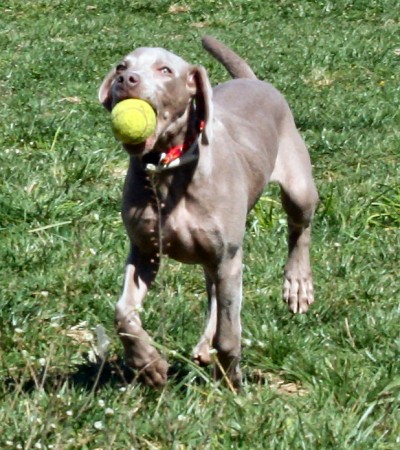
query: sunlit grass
[{"left": 1, "top": 1, "right": 399, "bottom": 448}]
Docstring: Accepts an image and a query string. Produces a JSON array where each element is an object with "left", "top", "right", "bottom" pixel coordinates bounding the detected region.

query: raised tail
[{"left": 201, "top": 35, "right": 257, "bottom": 80}]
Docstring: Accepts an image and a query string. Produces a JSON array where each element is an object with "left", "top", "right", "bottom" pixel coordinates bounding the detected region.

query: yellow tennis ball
[{"left": 111, "top": 99, "right": 157, "bottom": 144}]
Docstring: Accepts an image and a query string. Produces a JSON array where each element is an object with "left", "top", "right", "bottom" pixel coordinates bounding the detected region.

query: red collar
[{"left": 161, "top": 120, "right": 205, "bottom": 166}]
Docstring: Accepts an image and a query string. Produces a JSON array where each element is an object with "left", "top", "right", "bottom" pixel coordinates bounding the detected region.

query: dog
[{"left": 98, "top": 36, "right": 319, "bottom": 389}]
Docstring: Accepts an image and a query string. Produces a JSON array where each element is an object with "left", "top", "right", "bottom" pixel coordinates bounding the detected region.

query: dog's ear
[
  {"left": 187, "top": 65, "right": 213, "bottom": 146},
  {"left": 98, "top": 68, "right": 116, "bottom": 111}
]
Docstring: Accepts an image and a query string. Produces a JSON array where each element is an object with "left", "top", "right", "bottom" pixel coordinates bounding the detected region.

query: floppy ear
[
  {"left": 187, "top": 65, "right": 213, "bottom": 146},
  {"left": 98, "top": 68, "right": 116, "bottom": 111}
]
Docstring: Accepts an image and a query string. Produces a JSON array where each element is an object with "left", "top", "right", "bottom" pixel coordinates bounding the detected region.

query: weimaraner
[{"left": 98, "top": 36, "right": 318, "bottom": 389}]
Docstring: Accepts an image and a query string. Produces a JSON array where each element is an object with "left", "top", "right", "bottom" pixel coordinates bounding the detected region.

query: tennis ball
[{"left": 111, "top": 99, "right": 157, "bottom": 144}]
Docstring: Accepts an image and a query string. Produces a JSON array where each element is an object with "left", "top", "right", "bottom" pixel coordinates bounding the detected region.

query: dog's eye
[
  {"left": 159, "top": 66, "right": 173, "bottom": 75},
  {"left": 116, "top": 63, "right": 127, "bottom": 72}
]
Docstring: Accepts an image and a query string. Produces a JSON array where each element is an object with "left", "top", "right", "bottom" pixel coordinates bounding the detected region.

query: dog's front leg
[
  {"left": 192, "top": 270, "right": 217, "bottom": 366},
  {"left": 115, "top": 247, "right": 168, "bottom": 387},
  {"left": 212, "top": 248, "right": 243, "bottom": 390}
]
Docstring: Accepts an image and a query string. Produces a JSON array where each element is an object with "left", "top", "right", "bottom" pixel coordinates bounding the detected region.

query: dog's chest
[{"left": 124, "top": 200, "right": 221, "bottom": 265}]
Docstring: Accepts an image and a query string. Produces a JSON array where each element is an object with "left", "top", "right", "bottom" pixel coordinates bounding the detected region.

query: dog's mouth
[{"left": 112, "top": 96, "right": 160, "bottom": 156}]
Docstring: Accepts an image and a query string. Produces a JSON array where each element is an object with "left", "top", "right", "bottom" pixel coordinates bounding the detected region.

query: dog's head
[{"left": 99, "top": 47, "right": 213, "bottom": 156}]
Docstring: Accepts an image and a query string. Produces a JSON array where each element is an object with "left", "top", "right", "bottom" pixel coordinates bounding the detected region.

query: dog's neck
[{"left": 143, "top": 101, "right": 204, "bottom": 173}]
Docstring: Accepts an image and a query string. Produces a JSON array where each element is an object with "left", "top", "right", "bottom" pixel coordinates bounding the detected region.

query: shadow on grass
[
  {"left": 4, "top": 356, "right": 192, "bottom": 395},
  {"left": 4, "top": 359, "right": 307, "bottom": 399}
]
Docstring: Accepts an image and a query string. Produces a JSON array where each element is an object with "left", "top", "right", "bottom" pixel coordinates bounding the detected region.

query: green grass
[{"left": 1, "top": 0, "right": 399, "bottom": 448}]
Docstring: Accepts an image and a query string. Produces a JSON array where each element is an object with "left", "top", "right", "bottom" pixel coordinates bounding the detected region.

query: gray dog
[{"left": 98, "top": 36, "right": 318, "bottom": 389}]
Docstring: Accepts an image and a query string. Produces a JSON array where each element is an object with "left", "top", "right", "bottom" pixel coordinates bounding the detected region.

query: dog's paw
[
  {"left": 192, "top": 338, "right": 214, "bottom": 366},
  {"left": 137, "top": 357, "right": 169, "bottom": 387},
  {"left": 214, "top": 359, "right": 242, "bottom": 391},
  {"left": 283, "top": 271, "right": 314, "bottom": 314},
  {"left": 125, "top": 348, "right": 169, "bottom": 387}
]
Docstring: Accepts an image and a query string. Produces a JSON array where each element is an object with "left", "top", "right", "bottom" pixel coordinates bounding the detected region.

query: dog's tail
[{"left": 201, "top": 35, "right": 257, "bottom": 80}]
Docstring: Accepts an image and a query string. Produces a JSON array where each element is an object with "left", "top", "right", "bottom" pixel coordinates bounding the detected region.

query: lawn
[{"left": 0, "top": 0, "right": 399, "bottom": 448}]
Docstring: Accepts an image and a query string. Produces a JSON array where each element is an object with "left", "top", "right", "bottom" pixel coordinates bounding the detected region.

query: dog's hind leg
[
  {"left": 281, "top": 204, "right": 316, "bottom": 314},
  {"left": 271, "top": 126, "right": 319, "bottom": 314},
  {"left": 115, "top": 246, "right": 168, "bottom": 387},
  {"left": 192, "top": 270, "right": 217, "bottom": 366}
]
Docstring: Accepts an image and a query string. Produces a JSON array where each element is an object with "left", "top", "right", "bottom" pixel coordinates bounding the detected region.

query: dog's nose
[{"left": 117, "top": 71, "right": 140, "bottom": 88}]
